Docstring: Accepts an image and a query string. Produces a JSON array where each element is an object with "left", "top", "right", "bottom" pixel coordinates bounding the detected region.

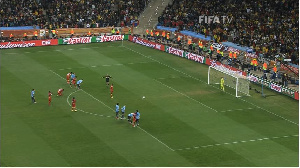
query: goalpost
[{"left": 208, "top": 66, "right": 250, "bottom": 97}]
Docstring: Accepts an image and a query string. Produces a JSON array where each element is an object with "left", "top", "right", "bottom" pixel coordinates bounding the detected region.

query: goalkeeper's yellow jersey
[{"left": 221, "top": 78, "right": 224, "bottom": 85}]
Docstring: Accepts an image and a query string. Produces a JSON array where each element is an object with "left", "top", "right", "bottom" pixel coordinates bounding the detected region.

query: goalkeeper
[{"left": 220, "top": 77, "right": 225, "bottom": 91}]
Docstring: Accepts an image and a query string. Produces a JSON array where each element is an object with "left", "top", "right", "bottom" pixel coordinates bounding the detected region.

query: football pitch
[{"left": 1, "top": 41, "right": 299, "bottom": 167}]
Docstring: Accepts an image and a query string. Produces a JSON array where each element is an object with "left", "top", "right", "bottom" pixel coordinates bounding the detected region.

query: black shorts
[{"left": 106, "top": 78, "right": 109, "bottom": 82}]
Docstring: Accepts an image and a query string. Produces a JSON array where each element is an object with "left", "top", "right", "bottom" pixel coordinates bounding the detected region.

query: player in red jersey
[
  {"left": 71, "top": 97, "right": 77, "bottom": 112},
  {"left": 132, "top": 113, "right": 136, "bottom": 127},
  {"left": 110, "top": 83, "right": 114, "bottom": 98},
  {"left": 57, "top": 88, "right": 64, "bottom": 96},
  {"left": 71, "top": 76, "right": 77, "bottom": 88},
  {"left": 48, "top": 91, "right": 52, "bottom": 106},
  {"left": 66, "top": 72, "right": 72, "bottom": 84}
]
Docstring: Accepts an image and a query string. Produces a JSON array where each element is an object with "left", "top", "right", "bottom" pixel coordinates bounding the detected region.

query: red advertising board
[
  {"left": 0, "top": 39, "right": 58, "bottom": 49},
  {"left": 294, "top": 91, "right": 299, "bottom": 100}
]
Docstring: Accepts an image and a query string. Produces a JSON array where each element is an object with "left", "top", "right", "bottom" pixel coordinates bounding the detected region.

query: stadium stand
[
  {"left": 0, "top": 0, "right": 149, "bottom": 29},
  {"left": 157, "top": 0, "right": 299, "bottom": 64}
]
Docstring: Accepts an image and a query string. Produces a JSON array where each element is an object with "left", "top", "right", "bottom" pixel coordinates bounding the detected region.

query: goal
[{"left": 208, "top": 66, "right": 250, "bottom": 97}]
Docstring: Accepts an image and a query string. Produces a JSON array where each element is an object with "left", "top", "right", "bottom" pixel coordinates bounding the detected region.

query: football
[{"left": 142, "top": 96, "right": 145, "bottom": 99}]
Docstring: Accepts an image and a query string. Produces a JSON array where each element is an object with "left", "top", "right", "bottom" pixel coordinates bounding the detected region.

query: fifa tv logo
[{"left": 199, "top": 16, "right": 233, "bottom": 24}]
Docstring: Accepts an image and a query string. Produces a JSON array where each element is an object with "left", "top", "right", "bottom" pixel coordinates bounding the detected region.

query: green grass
[{"left": 1, "top": 41, "right": 298, "bottom": 167}]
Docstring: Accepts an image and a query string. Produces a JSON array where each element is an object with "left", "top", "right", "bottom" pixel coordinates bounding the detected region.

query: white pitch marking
[
  {"left": 185, "top": 148, "right": 191, "bottom": 150},
  {"left": 178, "top": 134, "right": 298, "bottom": 151},
  {"left": 138, "top": 126, "right": 175, "bottom": 151},
  {"left": 37, "top": 50, "right": 46, "bottom": 52},
  {"left": 194, "top": 146, "right": 199, "bottom": 148},
  {"left": 272, "top": 137, "right": 279, "bottom": 139},
  {"left": 67, "top": 48, "right": 73, "bottom": 50},
  {"left": 80, "top": 48, "right": 89, "bottom": 49},
  {"left": 102, "top": 65, "right": 111, "bottom": 66},
  {"left": 107, "top": 116, "right": 111, "bottom": 117},
  {"left": 115, "top": 64, "right": 123, "bottom": 66},
  {"left": 128, "top": 62, "right": 134, "bottom": 64},
  {"left": 155, "top": 79, "right": 218, "bottom": 112},
  {"left": 91, "top": 65, "right": 96, "bottom": 68},
  {"left": 124, "top": 46, "right": 298, "bottom": 126}
]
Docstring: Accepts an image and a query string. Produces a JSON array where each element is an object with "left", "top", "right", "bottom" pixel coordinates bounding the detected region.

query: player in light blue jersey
[
  {"left": 76, "top": 79, "right": 83, "bottom": 89},
  {"left": 31, "top": 89, "right": 36, "bottom": 103},
  {"left": 135, "top": 110, "right": 140, "bottom": 126},
  {"left": 70, "top": 72, "right": 75, "bottom": 87},
  {"left": 115, "top": 103, "right": 119, "bottom": 119},
  {"left": 120, "top": 105, "right": 126, "bottom": 119},
  {"left": 127, "top": 113, "right": 133, "bottom": 123}
]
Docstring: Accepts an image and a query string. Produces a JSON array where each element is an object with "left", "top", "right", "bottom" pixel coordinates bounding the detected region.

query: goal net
[{"left": 208, "top": 66, "right": 250, "bottom": 97}]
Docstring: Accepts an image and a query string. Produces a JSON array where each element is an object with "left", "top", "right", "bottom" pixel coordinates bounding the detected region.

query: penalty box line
[
  {"left": 50, "top": 69, "right": 175, "bottom": 151},
  {"left": 124, "top": 46, "right": 298, "bottom": 126},
  {"left": 154, "top": 79, "right": 218, "bottom": 113}
]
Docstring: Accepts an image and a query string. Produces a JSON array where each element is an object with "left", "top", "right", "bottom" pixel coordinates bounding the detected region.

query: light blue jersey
[
  {"left": 31, "top": 90, "right": 35, "bottom": 97},
  {"left": 121, "top": 105, "right": 126, "bottom": 113},
  {"left": 77, "top": 80, "right": 83, "bottom": 84},
  {"left": 116, "top": 104, "right": 119, "bottom": 112},
  {"left": 136, "top": 112, "right": 140, "bottom": 119},
  {"left": 71, "top": 74, "right": 75, "bottom": 80}
]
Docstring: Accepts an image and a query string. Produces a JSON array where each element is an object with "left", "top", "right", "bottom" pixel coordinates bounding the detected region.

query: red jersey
[
  {"left": 48, "top": 92, "right": 52, "bottom": 100},
  {"left": 58, "top": 88, "right": 63, "bottom": 93},
  {"left": 72, "top": 77, "right": 77, "bottom": 84},
  {"left": 72, "top": 98, "right": 76, "bottom": 107},
  {"left": 110, "top": 85, "right": 113, "bottom": 92},
  {"left": 66, "top": 73, "right": 71, "bottom": 79}
]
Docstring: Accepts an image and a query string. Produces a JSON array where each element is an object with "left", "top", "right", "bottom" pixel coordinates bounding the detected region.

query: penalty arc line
[{"left": 50, "top": 69, "right": 175, "bottom": 151}]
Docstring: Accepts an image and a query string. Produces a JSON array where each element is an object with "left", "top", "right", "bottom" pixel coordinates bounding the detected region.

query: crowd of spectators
[
  {"left": 158, "top": 0, "right": 299, "bottom": 64},
  {"left": 0, "top": 0, "right": 149, "bottom": 29}
]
